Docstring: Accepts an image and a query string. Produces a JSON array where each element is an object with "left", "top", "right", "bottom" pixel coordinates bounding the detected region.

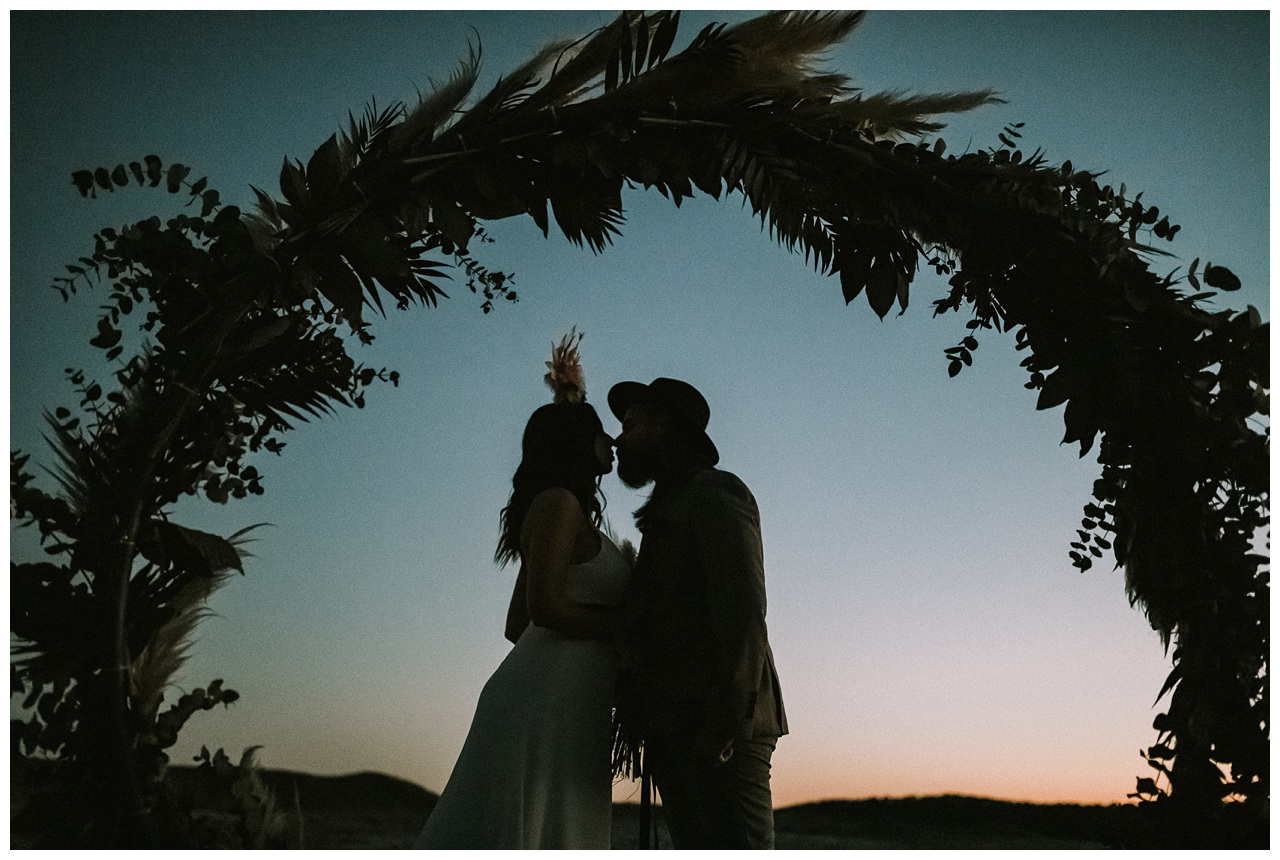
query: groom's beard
[{"left": 616, "top": 445, "right": 659, "bottom": 489}]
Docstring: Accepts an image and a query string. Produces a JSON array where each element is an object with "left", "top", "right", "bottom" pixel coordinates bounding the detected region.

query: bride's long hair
[{"left": 496, "top": 401, "right": 606, "bottom": 566}]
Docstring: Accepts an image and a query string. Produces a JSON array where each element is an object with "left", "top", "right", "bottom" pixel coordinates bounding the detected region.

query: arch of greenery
[{"left": 10, "top": 11, "right": 1266, "bottom": 848}]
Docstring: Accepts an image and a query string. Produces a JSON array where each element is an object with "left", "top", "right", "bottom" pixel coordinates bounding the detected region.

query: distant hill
[
  {"left": 613, "top": 794, "right": 1139, "bottom": 850},
  {"left": 773, "top": 795, "right": 1138, "bottom": 849},
  {"left": 168, "top": 766, "right": 439, "bottom": 849},
  {"left": 160, "top": 768, "right": 1154, "bottom": 849},
  {"left": 177, "top": 768, "right": 1136, "bottom": 849},
  {"left": 12, "top": 762, "right": 1266, "bottom": 849}
]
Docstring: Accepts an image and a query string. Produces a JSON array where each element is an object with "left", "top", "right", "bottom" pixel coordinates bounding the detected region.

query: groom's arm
[{"left": 689, "top": 470, "right": 769, "bottom": 756}]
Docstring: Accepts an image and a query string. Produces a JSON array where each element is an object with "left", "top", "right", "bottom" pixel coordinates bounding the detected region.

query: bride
[{"left": 415, "top": 332, "right": 632, "bottom": 849}]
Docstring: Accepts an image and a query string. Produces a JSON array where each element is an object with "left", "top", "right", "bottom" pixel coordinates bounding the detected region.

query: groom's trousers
[{"left": 647, "top": 734, "right": 778, "bottom": 849}]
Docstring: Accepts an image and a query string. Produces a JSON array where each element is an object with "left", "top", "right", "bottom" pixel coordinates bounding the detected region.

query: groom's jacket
[{"left": 628, "top": 467, "right": 787, "bottom": 741}]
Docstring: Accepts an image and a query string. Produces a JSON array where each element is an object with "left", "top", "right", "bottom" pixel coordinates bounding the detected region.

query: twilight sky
[{"left": 9, "top": 10, "right": 1269, "bottom": 807}]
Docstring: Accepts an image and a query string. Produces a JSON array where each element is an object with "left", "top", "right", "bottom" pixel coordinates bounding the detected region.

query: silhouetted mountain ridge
[
  {"left": 13, "top": 761, "right": 1266, "bottom": 849},
  {"left": 168, "top": 767, "right": 1145, "bottom": 849}
]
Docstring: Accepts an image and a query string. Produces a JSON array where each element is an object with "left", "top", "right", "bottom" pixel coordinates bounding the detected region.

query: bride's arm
[
  {"left": 504, "top": 563, "right": 530, "bottom": 644},
  {"left": 521, "top": 487, "right": 618, "bottom": 640}
]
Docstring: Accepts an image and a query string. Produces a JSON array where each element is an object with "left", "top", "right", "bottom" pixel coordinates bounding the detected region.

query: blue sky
[{"left": 9, "top": 10, "right": 1269, "bottom": 805}]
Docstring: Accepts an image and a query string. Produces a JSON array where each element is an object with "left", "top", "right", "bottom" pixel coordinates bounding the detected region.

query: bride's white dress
[{"left": 415, "top": 531, "right": 631, "bottom": 849}]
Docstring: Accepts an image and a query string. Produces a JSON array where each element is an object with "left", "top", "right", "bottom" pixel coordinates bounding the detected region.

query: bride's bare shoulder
[
  {"left": 527, "top": 486, "right": 582, "bottom": 517},
  {"left": 521, "top": 487, "right": 586, "bottom": 542}
]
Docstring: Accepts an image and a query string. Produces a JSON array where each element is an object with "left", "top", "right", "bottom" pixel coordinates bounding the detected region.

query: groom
[{"left": 610, "top": 378, "right": 787, "bottom": 850}]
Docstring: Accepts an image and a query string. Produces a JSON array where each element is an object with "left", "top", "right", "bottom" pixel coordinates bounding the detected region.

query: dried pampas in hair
[{"left": 544, "top": 327, "right": 586, "bottom": 403}]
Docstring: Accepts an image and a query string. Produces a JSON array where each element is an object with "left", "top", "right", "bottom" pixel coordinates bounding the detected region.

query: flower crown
[{"left": 544, "top": 328, "right": 586, "bottom": 404}]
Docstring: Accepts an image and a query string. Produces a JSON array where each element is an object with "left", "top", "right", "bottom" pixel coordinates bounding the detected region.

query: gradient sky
[{"left": 9, "top": 10, "right": 1270, "bottom": 807}]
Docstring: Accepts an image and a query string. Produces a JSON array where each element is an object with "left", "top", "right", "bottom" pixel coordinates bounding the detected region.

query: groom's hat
[{"left": 607, "top": 378, "right": 720, "bottom": 466}]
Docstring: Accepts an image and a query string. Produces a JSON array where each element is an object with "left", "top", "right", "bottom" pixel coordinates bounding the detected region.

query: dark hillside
[
  {"left": 774, "top": 795, "right": 1137, "bottom": 849},
  {"left": 12, "top": 760, "right": 1266, "bottom": 849}
]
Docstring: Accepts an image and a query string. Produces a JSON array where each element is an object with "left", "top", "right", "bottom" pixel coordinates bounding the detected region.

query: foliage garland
[{"left": 11, "top": 11, "right": 1266, "bottom": 847}]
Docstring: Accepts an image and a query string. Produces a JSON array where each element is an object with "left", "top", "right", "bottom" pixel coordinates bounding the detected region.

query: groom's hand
[{"left": 695, "top": 733, "right": 735, "bottom": 768}]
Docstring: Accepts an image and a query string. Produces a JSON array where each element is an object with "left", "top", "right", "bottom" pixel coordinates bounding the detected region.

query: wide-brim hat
[{"left": 607, "top": 377, "right": 720, "bottom": 466}]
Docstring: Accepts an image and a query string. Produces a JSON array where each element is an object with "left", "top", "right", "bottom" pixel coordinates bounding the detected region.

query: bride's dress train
[{"left": 415, "top": 533, "right": 631, "bottom": 849}]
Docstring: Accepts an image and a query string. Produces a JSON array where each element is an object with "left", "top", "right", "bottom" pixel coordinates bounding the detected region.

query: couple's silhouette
[{"left": 416, "top": 332, "right": 786, "bottom": 849}]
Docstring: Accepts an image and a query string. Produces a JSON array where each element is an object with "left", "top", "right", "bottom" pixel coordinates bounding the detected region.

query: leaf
[
  {"left": 605, "top": 48, "right": 619, "bottom": 92},
  {"left": 279, "top": 158, "right": 309, "bottom": 209},
  {"left": 431, "top": 202, "right": 475, "bottom": 252},
  {"left": 1035, "top": 368, "right": 1072, "bottom": 410},
  {"left": 89, "top": 317, "right": 121, "bottom": 350},
  {"left": 71, "top": 170, "right": 95, "bottom": 197},
  {"left": 837, "top": 253, "right": 868, "bottom": 304},
  {"left": 145, "top": 154, "right": 164, "bottom": 186},
  {"left": 1153, "top": 663, "right": 1182, "bottom": 705},
  {"left": 1132, "top": 777, "right": 1159, "bottom": 796},
  {"left": 200, "top": 189, "right": 221, "bottom": 217},
  {"left": 618, "top": 12, "right": 633, "bottom": 83},
  {"left": 648, "top": 10, "right": 680, "bottom": 66},
  {"left": 155, "top": 521, "right": 245, "bottom": 577},
  {"left": 341, "top": 218, "right": 413, "bottom": 289},
  {"left": 306, "top": 134, "right": 344, "bottom": 198},
  {"left": 633, "top": 14, "right": 650, "bottom": 76},
  {"left": 315, "top": 258, "right": 365, "bottom": 325},
  {"left": 1203, "top": 264, "right": 1241, "bottom": 291},
  {"left": 525, "top": 196, "right": 550, "bottom": 237},
  {"left": 1061, "top": 393, "right": 1097, "bottom": 456},
  {"left": 865, "top": 267, "right": 897, "bottom": 319},
  {"left": 166, "top": 163, "right": 191, "bottom": 193},
  {"left": 250, "top": 185, "right": 281, "bottom": 223},
  {"left": 894, "top": 268, "right": 911, "bottom": 315}
]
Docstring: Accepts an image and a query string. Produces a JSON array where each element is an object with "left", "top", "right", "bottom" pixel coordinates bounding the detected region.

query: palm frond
[
  {"left": 130, "top": 570, "right": 230, "bottom": 722},
  {"left": 245, "top": 184, "right": 288, "bottom": 251},
  {"left": 40, "top": 412, "right": 106, "bottom": 517},
  {"left": 341, "top": 98, "right": 406, "bottom": 164},
  {"left": 833, "top": 89, "right": 1005, "bottom": 137},
  {"left": 217, "top": 321, "right": 359, "bottom": 431},
  {"left": 716, "top": 11, "right": 865, "bottom": 101},
  {"left": 387, "top": 43, "right": 481, "bottom": 156},
  {"left": 459, "top": 35, "right": 582, "bottom": 125},
  {"left": 130, "top": 525, "right": 263, "bottom": 723},
  {"left": 517, "top": 12, "right": 649, "bottom": 111},
  {"left": 292, "top": 11, "right": 1004, "bottom": 317}
]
